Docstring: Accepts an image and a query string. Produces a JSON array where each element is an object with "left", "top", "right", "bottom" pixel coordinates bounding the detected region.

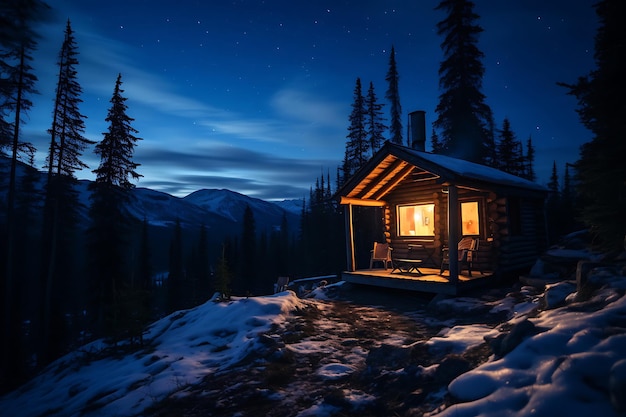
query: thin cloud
[
  {"left": 134, "top": 144, "right": 338, "bottom": 198},
  {"left": 271, "top": 88, "right": 347, "bottom": 130}
]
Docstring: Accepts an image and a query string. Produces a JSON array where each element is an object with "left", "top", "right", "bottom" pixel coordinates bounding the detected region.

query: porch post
[
  {"left": 344, "top": 203, "right": 356, "bottom": 272},
  {"left": 447, "top": 184, "right": 459, "bottom": 283}
]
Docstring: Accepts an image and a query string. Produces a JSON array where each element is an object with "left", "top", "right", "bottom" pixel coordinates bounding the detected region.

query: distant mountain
[
  {"left": 1, "top": 156, "right": 300, "bottom": 231},
  {"left": 272, "top": 198, "right": 305, "bottom": 215},
  {"left": 1, "top": 155, "right": 303, "bottom": 271},
  {"left": 128, "top": 187, "right": 234, "bottom": 229},
  {"left": 183, "top": 188, "right": 300, "bottom": 233}
]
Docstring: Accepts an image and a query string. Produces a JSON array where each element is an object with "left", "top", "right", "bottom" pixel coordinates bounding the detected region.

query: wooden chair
[
  {"left": 370, "top": 242, "right": 393, "bottom": 269},
  {"left": 275, "top": 276, "right": 290, "bottom": 293},
  {"left": 440, "top": 237, "right": 480, "bottom": 277}
]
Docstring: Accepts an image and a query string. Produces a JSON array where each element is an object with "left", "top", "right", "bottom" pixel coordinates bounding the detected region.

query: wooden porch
[{"left": 341, "top": 267, "right": 494, "bottom": 295}]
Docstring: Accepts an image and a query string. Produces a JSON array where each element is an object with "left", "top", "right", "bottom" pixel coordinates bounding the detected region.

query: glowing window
[
  {"left": 461, "top": 201, "right": 480, "bottom": 236},
  {"left": 397, "top": 204, "right": 434, "bottom": 236}
]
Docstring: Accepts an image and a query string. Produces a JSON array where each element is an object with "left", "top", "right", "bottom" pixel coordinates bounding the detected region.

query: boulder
[
  {"left": 610, "top": 359, "right": 626, "bottom": 412},
  {"left": 486, "top": 319, "right": 537, "bottom": 357},
  {"left": 433, "top": 355, "right": 471, "bottom": 385}
]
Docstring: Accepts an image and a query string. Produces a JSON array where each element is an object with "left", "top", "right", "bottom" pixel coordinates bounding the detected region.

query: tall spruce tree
[
  {"left": 430, "top": 128, "right": 443, "bottom": 153},
  {"left": 433, "top": 0, "right": 494, "bottom": 163},
  {"left": 46, "top": 20, "right": 92, "bottom": 179},
  {"left": 215, "top": 243, "right": 231, "bottom": 300},
  {"left": 524, "top": 136, "right": 536, "bottom": 182},
  {"left": 546, "top": 161, "right": 561, "bottom": 243},
  {"left": 365, "top": 81, "right": 386, "bottom": 155},
  {"left": 0, "top": 0, "right": 49, "bottom": 391},
  {"left": 193, "top": 224, "right": 211, "bottom": 303},
  {"left": 276, "top": 211, "right": 290, "bottom": 276},
  {"left": 483, "top": 121, "right": 498, "bottom": 167},
  {"left": 299, "top": 172, "right": 344, "bottom": 276},
  {"left": 560, "top": 0, "right": 626, "bottom": 251},
  {"left": 137, "top": 218, "right": 152, "bottom": 291},
  {"left": 40, "top": 20, "right": 92, "bottom": 364},
  {"left": 548, "top": 161, "right": 560, "bottom": 194},
  {"left": 12, "top": 150, "right": 40, "bottom": 383},
  {"left": 496, "top": 118, "right": 524, "bottom": 177},
  {"left": 88, "top": 73, "right": 142, "bottom": 335},
  {"left": 561, "top": 163, "right": 577, "bottom": 234},
  {"left": 92, "top": 74, "right": 142, "bottom": 188},
  {"left": 385, "top": 45, "right": 403, "bottom": 144},
  {"left": 167, "top": 218, "right": 186, "bottom": 310},
  {"left": 240, "top": 204, "right": 257, "bottom": 294},
  {"left": 342, "top": 78, "right": 367, "bottom": 184}
]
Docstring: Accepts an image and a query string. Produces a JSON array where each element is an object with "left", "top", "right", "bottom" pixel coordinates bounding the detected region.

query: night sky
[{"left": 26, "top": 0, "right": 597, "bottom": 201}]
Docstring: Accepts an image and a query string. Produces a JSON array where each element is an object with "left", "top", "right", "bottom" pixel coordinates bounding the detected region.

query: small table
[
  {"left": 391, "top": 258, "right": 423, "bottom": 275},
  {"left": 408, "top": 243, "right": 437, "bottom": 267}
]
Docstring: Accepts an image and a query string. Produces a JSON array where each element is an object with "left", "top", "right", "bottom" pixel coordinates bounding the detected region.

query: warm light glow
[
  {"left": 461, "top": 201, "right": 479, "bottom": 235},
  {"left": 398, "top": 203, "right": 434, "bottom": 236}
]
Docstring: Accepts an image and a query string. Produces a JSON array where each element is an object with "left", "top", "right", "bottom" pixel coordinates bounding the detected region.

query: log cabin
[{"left": 336, "top": 138, "right": 548, "bottom": 295}]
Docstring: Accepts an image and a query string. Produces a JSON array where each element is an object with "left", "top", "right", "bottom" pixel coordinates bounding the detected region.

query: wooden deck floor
[{"left": 341, "top": 267, "right": 494, "bottom": 295}]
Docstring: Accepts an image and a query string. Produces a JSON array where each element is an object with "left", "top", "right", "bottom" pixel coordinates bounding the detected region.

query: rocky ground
[{"left": 147, "top": 282, "right": 520, "bottom": 417}]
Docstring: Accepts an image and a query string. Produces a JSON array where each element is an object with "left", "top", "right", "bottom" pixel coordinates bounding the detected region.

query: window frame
[
  {"left": 396, "top": 202, "right": 435, "bottom": 238},
  {"left": 460, "top": 200, "right": 481, "bottom": 237}
]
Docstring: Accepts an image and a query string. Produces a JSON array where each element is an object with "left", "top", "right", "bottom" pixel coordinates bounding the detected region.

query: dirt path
[{"left": 149, "top": 287, "right": 499, "bottom": 417}]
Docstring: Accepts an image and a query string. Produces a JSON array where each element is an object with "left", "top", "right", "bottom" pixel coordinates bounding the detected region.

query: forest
[{"left": 1, "top": 0, "right": 624, "bottom": 396}]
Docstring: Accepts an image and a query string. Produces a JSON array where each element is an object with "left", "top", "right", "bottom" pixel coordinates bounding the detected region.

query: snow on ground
[
  {"left": 1, "top": 270, "right": 625, "bottom": 416},
  {"left": 430, "top": 278, "right": 626, "bottom": 417},
  {"left": 426, "top": 324, "right": 498, "bottom": 355},
  {"left": 0, "top": 292, "right": 306, "bottom": 417}
]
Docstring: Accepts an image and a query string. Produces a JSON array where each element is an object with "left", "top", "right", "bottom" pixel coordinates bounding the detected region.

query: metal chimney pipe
[{"left": 408, "top": 110, "right": 426, "bottom": 151}]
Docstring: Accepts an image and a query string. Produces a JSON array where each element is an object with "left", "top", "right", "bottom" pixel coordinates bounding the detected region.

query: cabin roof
[{"left": 337, "top": 141, "right": 547, "bottom": 201}]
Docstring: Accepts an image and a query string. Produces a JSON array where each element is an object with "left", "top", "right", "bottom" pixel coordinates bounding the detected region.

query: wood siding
[
  {"left": 379, "top": 174, "right": 545, "bottom": 276},
  {"left": 485, "top": 193, "right": 546, "bottom": 274},
  {"left": 386, "top": 178, "right": 441, "bottom": 266}
]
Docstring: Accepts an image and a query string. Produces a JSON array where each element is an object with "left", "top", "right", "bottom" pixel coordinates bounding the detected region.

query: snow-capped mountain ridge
[
  {"left": 0, "top": 156, "right": 301, "bottom": 233},
  {"left": 184, "top": 188, "right": 289, "bottom": 223}
]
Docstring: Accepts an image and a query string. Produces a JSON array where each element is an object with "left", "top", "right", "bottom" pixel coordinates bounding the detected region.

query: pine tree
[
  {"left": 524, "top": 136, "right": 536, "bottom": 182},
  {"left": 193, "top": 224, "right": 211, "bottom": 303},
  {"left": 0, "top": 0, "right": 47, "bottom": 216},
  {"left": 168, "top": 219, "right": 184, "bottom": 282},
  {"left": 46, "top": 20, "right": 92, "bottom": 178},
  {"left": 548, "top": 161, "right": 559, "bottom": 194},
  {"left": 276, "top": 211, "right": 290, "bottom": 275},
  {"left": 240, "top": 204, "right": 257, "bottom": 294},
  {"left": 15, "top": 151, "right": 39, "bottom": 258},
  {"left": 495, "top": 118, "right": 524, "bottom": 176},
  {"left": 14, "top": 151, "right": 40, "bottom": 277},
  {"left": 365, "top": 81, "right": 386, "bottom": 155},
  {"left": 433, "top": 0, "right": 494, "bottom": 163},
  {"left": 299, "top": 172, "right": 344, "bottom": 276},
  {"left": 93, "top": 73, "right": 142, "bottom": 188},
  {"left": 168, "top": 218, "right": 185, "bottom": 310},
  {"left": 342, "top": 78, "right": 368, "bottom": 183},
  {"left": 256, "top": 230, "right": 270, "bottom": 289},
  {"left": 137, "top": 218, "right": 152, "bottom": 291},
  {"left": 88, "top": 73, "right": 142, "bottom": 335},
  {"left": 40, "top": 20, "right": 92, "bottom": 363},
  {"left": 546, "top": 161, "right": 561, "bottom": 243},
  {"left": 483, "top": 121, "right": 498, "bottom": 168},
  {"left": 561, "top": 163, "right": 576, "bottom": 233},
  {"left": 215, "top": 243, "right": 231, "bottom": 300},
  {"left": 430, "top": 128, "right": 443, "bottom": 153},
  {"left": 0, "top": 0, "right": 50, "bottom": 391},
  {"left": 385, "top": 45, "right": 403, "bottom": 144},
  {"left": 12, "top": 150, "right": 40, "bottom": 382},
  {"left": 560, "top": 0, "right": 626, "bottom": 251}
]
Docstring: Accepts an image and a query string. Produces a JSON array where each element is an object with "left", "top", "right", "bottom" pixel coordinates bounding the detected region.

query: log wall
[
  {"left": 377, "top": 176, "right": 546, "bottom": 275},
  {"left": 386, "top": 179, "right": 442, "bottom": 266},
  {"left": 496, "top": 198, "right": 547, "bottom": 274}
]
